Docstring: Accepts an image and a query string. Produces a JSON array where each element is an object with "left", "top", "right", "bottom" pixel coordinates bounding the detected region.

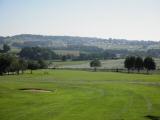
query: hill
[{"left": 0, "top": 34, "right": 160, "bottom": 51}]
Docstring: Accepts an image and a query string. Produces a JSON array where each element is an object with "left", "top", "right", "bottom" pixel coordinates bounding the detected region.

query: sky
[{"left": 0, "top": 0, "right": 160, "bottom": 41}]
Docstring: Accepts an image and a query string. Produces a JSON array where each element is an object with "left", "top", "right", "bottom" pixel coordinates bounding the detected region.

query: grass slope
[{"left": 0, "top": 70, "right": 160, "bottom": 120}]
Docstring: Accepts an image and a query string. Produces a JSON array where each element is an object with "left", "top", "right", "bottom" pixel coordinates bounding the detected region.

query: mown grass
[
  {"left": 0, "top": 70, "right": 160, "bottom": 120},
  {"left": 51, "top": 61, "right": 89, "bottom": 68}
]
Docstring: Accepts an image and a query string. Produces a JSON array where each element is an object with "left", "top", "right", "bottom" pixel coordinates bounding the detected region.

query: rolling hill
[{"left": 0, "top": 34, "right": 160, "bottom": 51}]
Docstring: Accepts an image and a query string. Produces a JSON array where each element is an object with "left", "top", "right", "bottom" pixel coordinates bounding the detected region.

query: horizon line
[{"left": 1, "top": 33, "right": 160, "bottom": 42}]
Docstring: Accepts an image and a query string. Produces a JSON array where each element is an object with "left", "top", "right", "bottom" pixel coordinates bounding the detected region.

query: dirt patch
[{"left": 19, "top": 88, "right": 52, "bottom": 93}]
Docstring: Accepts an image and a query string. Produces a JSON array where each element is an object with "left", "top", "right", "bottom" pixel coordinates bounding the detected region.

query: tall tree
[
  {"left": 0, "top": 54, "right": 16, "bottom": 75},
  {"left": 90, "top": 59, "right": 101, "bottom": 71},
  {"left": 124, "top": 56, "right": 136, "bottom": 73},
  {"left": 135, "top": 57, "right": 144, "bottom": 73},
  {"left": 61, "top": 56, "right": 67, "bottom": 61},
  {"left": 3, "top": 44, "right": 10, "bottom": 53},
  {"left": 144, "top": 57, "right": 156, "bottom": 74},
  {"left": 38, "top": 59, "right": 48, "bottom": 69},
  {"left": 28, "top": 61, "right": 40, "bottom": 74},
  {"left": 19, "top": 59, "right": 28, "bottom": 74},
  {"left": 0, "top": 54, "right": 10, "bottom": 75},
  {"left": 130, "top": 56, "right": 136, "bottom": 70},
  {"left": 9, "top": 58, "right": 21, "bottom": 75},
  {"left": 124, "top": 57, "right": 131, "bottom": 73}
]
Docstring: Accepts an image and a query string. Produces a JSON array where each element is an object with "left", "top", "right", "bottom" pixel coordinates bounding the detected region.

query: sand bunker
[{"left": 19, "top": 88, "right": 52, "bottom": 93}]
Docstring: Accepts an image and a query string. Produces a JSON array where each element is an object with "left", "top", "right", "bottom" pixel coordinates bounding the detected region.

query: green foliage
[
  {"left": 9, "top": 57, "right": 21, "bottom": 74},
  {"left": 0, "top": 54, "right": 11, "bottom": 75},
  {"left": 28, "top": 60, "right": 40, "bottom": 74},
  {"left": 0, "top": 44, "right": 10, "bottom": 53},
  {"left": 0, "top": 54, "right": 28, "bottom": 75},
  {"left": 124, "top": 56, "right": 136, "bottom": 72},
  {"left": 61, "top": 56, "right": 67, "bottom": 61},
  {"left": 0, "top": 51, "right": 49, "bottom": 75},
  {"left": 27, "top": 59, "right": 48, "bottom": 74},
  {"left": 125, "top": 56, "right": 156, "bottom": 73},
  {"left": 144, "top": 57, "right": 156, "bottom": 73},
  {"left": 90, "top": 59, "right": 101, "bottom": 71},
  {"left": 3, "top": 44, "right": 10, "bottom": 52},
  {"left": 90, "top": 59, "right": 101, "bottom": 67},
  {"left": 19, "top": 59, "right": 28, "bottom": 73},
  {"left": 135, "top": 57, "right": 144, "bottom": 72},
  {"left": 19, "top": 47, "right": 58, "bottom": 60},
  {"left": 38, "top": 59, "right": 48, "bottom": 69}
]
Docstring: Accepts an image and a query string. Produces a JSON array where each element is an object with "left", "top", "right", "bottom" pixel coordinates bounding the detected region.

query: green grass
[{"left": 0, "top": 70, "right": 160, "bottom": 120}]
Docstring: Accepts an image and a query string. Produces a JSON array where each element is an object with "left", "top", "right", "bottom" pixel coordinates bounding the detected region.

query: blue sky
[{"left": 0, "top": 0, "right": 160, "bottom": 41}]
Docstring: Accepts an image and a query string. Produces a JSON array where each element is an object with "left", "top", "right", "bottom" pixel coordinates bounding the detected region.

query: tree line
[
  {"left": 0, "top": 53, "right": 49, "bottom": 75},
  {"left": 19, "top": 47, "right": 116, "bottom": 61},
  {"left": 0, "top": 44, "right": 10, "bottom": 53},
  {"left": 0, "top": 44, "right": 53, "bottom": 75},
  {"left": 18, "top": 46, "right": 160, "bottom": 61},
  {"left": 89, "top": 56, "right": 156, "bottom": 73},
  {"left": 19, "top": 47, "right": 58, "bottom": 60},
  {"left": 0, "top": 44, "right": 157, "bottom": 75},
  {"left": 124, "top": 56, "right": 156, "bottom": 73}
]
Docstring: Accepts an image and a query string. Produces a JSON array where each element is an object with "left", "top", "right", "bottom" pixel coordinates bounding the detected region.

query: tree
[
  {"left": 135, "top": 57, "right": 143, "bottom": 73},
  {"left": 90, "top": 59, "right": 101, "bottom": 71},
  {"left": 144, "top": 57, "right": 156, "bottom": 74},
  {"left": 61, "top": 56, "right": 67, "bottom": 61},
  {"left": 0, "top": 54, "right": 20, "bottom": 75},
  {"left": 19, "top": 59, "right": 28, "bottom": 74},
  {"left": 38, "top": 59, "right": 48, "bottom": 69},
  {"left": 9, "top": 58, "right": 21, "bottom": 75},
  {"left": 27, "top": 61, "right": 40, "bottom": 74},
  {"left": 3, "top": 44, "right": 10, "bottom": 53},
  {"left": 19, "top": 47, "right": 58, "bottom": 60},
  {"left": 0, "top": 54, "right": 11, "bottom": 75},
  {"left": 124, "top": 56, "right": 136, "bottom": 73},
  {"left": 130, "top": 56, "right": 136, "bottom": 71}
]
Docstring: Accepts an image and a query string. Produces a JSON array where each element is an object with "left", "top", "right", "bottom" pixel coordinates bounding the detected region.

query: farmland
[
  {"left": 51, "top": 59, "right": 160, "bottom": 69},
  {"left": 0, "top": 70, "right": 160, "bottom": 120}
]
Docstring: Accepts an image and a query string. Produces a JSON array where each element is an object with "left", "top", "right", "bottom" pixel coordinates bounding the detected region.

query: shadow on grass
[{"left": 145, "top": 115, "right": 160, "bottom": 120}]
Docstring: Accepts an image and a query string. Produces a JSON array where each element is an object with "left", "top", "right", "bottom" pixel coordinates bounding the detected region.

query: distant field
[
  {"left": 51, "top": 59, "right": 124, "bottom": 69},
  {"left": 0, "top": 70, "right": 160, "bottom": 120},
  {"left": 51, "top": 59, "right": 160, "bottom": 69},
  {"left": 155, "top": 58, "right": 160, "bottom": 69},
  {"left": 51, "top": 61, "right": 88, "bottom": 68},
  {"left": 54, "top": 50, "right": 80, "bottom": 56}
]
